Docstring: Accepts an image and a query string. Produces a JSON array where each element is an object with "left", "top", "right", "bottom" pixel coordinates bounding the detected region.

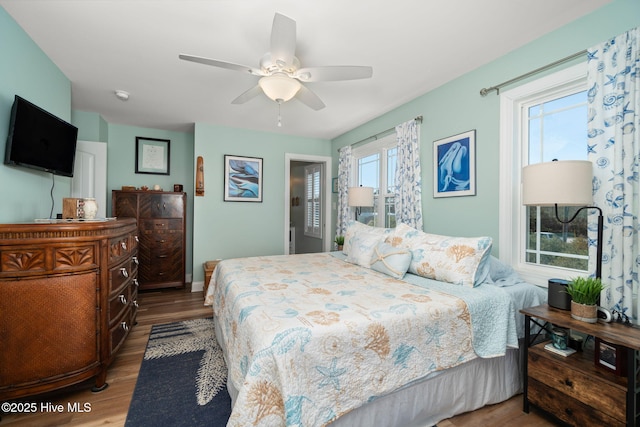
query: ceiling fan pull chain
[{"left": 277, "top": 101, "right": 283, "bottom": 127}]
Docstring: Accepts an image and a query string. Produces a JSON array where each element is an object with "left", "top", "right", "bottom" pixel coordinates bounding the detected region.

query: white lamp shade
[
  {"left": 348, "top": 186, "right": 374, "bottom": 207},
  {"left": 258, "top": 74, "right": 301, "bottom": 102},
  {"left": 522, "top": 160, "right": 593, "bottom": 206}
]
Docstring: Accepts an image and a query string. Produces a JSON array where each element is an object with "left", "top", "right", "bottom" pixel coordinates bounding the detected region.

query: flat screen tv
[{"left": 4, "top": 95, "right": 78, "bottom": 177}]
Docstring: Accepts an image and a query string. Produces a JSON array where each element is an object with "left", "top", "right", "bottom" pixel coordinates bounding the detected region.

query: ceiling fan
[{"left": 178, "top": 13, "right": 373, "bottom": 111}]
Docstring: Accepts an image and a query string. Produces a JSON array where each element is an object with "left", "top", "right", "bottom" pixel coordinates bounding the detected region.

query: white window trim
[
  {"left": 352, "top": 134, "right": 396, "bottom": 226},
  {"left": 498, "top": 63, "right": 587, "bottom": 287}
]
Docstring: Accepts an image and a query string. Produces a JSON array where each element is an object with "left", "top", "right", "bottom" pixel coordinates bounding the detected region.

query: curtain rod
[
  {"left": 479, "top": 49, "right": 587, "bottom": 96},
  {"left": 340, "top": 116, "right": 423, "bottom": 152}
]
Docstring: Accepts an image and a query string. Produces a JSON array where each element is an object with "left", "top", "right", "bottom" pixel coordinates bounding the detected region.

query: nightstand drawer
[
  {"left": 528, "top": 344, "right": 626, "bottom": 422},
  {"left": 528, "top": 378, "right": 624, "bottom": 427}
]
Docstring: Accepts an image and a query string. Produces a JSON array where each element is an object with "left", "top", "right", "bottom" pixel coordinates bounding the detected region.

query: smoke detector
[{"left": 114, "top": 90, "right": 130, "bottom": 101}]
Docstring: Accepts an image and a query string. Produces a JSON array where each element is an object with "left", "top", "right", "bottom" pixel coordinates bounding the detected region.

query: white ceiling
[{"left": 1, "top": 0, "right": 611, "bottom": 140}]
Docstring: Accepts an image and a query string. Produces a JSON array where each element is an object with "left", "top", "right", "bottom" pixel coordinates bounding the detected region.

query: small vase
[
  {"left": 82, "top": 198, "right": 98, "bottom": 220},
  {"left": 571, "top": 300, "right": 598, "bottom": 323}
]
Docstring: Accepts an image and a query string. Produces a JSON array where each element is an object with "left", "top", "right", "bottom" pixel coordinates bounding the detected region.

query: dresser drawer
[
  {"left": 140, "top": 218, "right": 183, "bottom": 233},
  {"left": 109, "top": 258, "right": 133, "bottom": 294},
  {"left": 109, "top": 309, "right": 133, "bottom": 355},
  {"left": 528, "top": 344, "right": 626, "bottom": 422},
  {"left": 109, "top": 234, "right": 135, "bottom": 265},
  {"left": 108, "top": 285, "right": 131, "bottom": 325},
  {"left": 139, "top": 194, "right": 184, "bottom": 218}
]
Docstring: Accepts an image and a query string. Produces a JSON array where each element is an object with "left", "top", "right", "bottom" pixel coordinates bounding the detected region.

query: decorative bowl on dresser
[
  {"left": 112, "top": 190, "right": 186, "bottom": 290},
  {"left": 0, "top": 218, "right": 138, "bottom": 400}
]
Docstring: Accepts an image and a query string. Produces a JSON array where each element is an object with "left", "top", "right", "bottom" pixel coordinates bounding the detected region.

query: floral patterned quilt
[{"left": 206, "top": 253, "right": 517, "bottom": 427}]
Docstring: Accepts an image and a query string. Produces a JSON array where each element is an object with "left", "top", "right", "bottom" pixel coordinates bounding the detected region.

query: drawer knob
[
  {"left": 133, "top": 279, "right": 139, "bottom": 287},
  {"left": 121, "top": 241, "right": 127, "bottom": 250},
  {"left": 133, "top": 300, "right": 139, "bottom": 308},
  {"left": 119, "top": 294, "right": 128, "bottom": 305},
  {"left": 564, "top": 379, "right": 573, "bottom": 387},
  {"left": 135, "top": 235, "right": 139, "bottom": 242},
  {"left": 132, "top": 256, "right": 139, "bottom": 265},
  {"left": 121, "top": 321, "right": 129, "bottom": 332},
  {"left": 120, "top": 267, "right": 129, "bottom": 278}
]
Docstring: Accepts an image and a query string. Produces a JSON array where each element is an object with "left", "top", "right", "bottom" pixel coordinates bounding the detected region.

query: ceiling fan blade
[
  {"left": 295, "top": 85, "right": 325, "bottom": 110},
  {"left": 179, "top": 54, "right": 262, "bottom": 76},
  {"left": 294, "top": 66, "right": 373, "bottom": 82},
  {"left": 231, "top": 85, "right": 263, "bottom": 105},
  {"left": 270, "top": 13, "right": 296, "bottom": 67}
]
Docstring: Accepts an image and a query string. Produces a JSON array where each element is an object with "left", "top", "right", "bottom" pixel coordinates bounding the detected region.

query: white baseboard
[{"left": 192, "top": 281, "right": 204, "bottom": 292}]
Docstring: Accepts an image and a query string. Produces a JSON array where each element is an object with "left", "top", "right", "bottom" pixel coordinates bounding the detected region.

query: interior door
[{"left": 71, "top": 140, "right": 107, "bottom": 218}]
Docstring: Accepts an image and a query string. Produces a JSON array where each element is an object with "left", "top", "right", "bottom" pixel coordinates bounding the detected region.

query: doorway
[{"left": 284, "top": 153, "right": 332, "bottom": 254}]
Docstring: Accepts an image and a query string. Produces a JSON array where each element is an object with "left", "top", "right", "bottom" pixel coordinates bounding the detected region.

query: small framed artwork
[
  {"left": 595, "top": 337, "right": 627, "bottom": 376},
  {"left": 332, "top": 177, "right": 339, "bottom": 193},
  {"left": 433, "top": 130, "right": 476, "bottom": 198},
  {"left": 224, "top": 155, "right": 263, "bottom": 202},
  {"left": 135, "top": 137, "right": 170, "bottom": 175}
]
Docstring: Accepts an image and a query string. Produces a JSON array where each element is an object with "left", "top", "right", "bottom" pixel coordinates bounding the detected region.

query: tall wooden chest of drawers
[
  {"left": 112, "top": 190, "right": 186, "bottom": 290},
  {"left": 0, "top": 218, "right": 138, "bottom": 400}
]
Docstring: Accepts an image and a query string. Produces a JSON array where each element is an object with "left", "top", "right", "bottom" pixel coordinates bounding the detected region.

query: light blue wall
[
  {"left": 106, "top": 124, "right": 195, "bottom": 278},
  {"left": 0, "top": 7, "right": 72, "bottom": 222},
  {"left": 2, "top": 0, "right": 638, "bottom": 283},
  {"left": 331, "top": 0, "right": 640, "bottom": 255},
  {"left": 72, "top": 110, "right": 108, "bottom": 142},
  {"left": 192, "top": 124, "right": 329, "bottom": 281}
]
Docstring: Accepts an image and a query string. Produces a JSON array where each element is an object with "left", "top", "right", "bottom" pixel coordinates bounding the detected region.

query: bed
[{"left": 205, "top": 222, "right": 546, "bottom": 427}]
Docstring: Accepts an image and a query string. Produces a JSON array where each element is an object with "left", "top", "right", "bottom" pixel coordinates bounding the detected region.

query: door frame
[{"left": 284, "top": 153, "right": 332, "bottom": 254}]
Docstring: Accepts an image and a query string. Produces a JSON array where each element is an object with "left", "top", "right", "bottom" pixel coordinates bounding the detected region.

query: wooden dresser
[
  {"left": 0, "top": 218, "right": 138, "bottom": 400},
  {"left": 112, "top": 190, "right": 186, "bottom": 290},
  {"left": 521, "top": 304, "right": 640, "bottom": 427}
]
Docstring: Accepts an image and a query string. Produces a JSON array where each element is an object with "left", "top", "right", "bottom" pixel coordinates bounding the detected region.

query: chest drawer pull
[
  {"left": 121, "top": 322, "right": 129, "bottom": 332},
  {"left": 564, "top": 379, "right": 573, "bottom": 387},
  {"left": 119, "top": 294, "right": 127, "bottom": 305},
  {"left": 133, "top": 300, "right": 139, "bottom": 308},
  {"left": 121, "top": 241, "right": 127, "bottom": 251},
  {"left": 120, "top": 267, "right": 129, "bottom": 278},
  {"left": 135, "top": 235, "right": 139, "bottom": 242},
  {"left": 132, "top": 256, "right": 139, "bottom": 265},
  {"left": 133, "top": 278, "right": 139, "bottom": 287}
]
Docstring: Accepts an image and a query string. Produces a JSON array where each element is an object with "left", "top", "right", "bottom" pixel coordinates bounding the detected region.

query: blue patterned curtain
[
  {"left": 394, "top": 119, "right": 423, "bottom": 229},
  {"left": 335, "top": 146, "right": 352, "bottom": 238},
  {"left": 587, "top": 27, "right": 640, "bottom": 322}
]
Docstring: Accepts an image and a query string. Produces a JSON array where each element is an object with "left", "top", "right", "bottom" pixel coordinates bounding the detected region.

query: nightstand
[
  {"left": 203, "top": 260, "right": 221, "bottom": 299},
  {"left": 521, "top": 304, "right": 640, "bottom": 426}
]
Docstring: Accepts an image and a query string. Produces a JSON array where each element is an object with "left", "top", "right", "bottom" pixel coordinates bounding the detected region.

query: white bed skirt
[{"left": 216, "top": 316, "right": 522, "bottom": 427}]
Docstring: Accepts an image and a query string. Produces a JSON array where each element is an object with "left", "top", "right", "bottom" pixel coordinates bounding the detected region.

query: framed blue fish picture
[
  {"left": 224, "top": 155, "right": 263, "bottom": 202},
  {"left": 433, "top": 130, "right": 476, "bottom": 198}
]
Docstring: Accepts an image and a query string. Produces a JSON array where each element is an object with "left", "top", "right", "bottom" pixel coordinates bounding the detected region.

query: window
[
  {"left": 304, "top": 164, "right": 322, "bottom": 238},
  {"left": 352, "top": 134, "right": 397, "bottom": 228},
  {"left": 499, "top": 63, "right": 588, "bottom": 285}
]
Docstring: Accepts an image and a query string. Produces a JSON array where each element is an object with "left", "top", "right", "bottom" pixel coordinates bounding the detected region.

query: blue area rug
[{"left": 125, "top": 318, "right": 232, "bottom": 426}]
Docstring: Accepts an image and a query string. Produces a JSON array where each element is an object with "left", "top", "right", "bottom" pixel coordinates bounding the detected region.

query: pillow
[
  {"left": 345, "top": 231, "right": 385, "bottom": 268},
  {"left": 388, "top": 222, "right": 492, "bottom": 287},
  {"left": 343, "top": 220, "right": 393, "bottom": 255},
  {"left": 369, "top": 241, "right": 412, "bottom": 279},
  {"left": 486, "top": 256, "right": 524, "bottom": 287}
]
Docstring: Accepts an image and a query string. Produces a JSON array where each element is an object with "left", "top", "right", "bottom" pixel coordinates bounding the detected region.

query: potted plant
[
  {"left": 335, "top": 235, "right": 345, "bottom": 251},
  {"left": 566, "top": 277, "right": 605, "bottom": 323}
]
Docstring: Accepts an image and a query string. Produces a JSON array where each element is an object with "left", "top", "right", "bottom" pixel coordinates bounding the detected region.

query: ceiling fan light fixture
[{"left": 259, "top": 74, "right": 301, "bottom": 103}]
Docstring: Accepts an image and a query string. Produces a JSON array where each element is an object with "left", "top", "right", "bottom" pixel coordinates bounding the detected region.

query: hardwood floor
[{"left": 1, "top": 288, "right": 558, "bottom": 426}]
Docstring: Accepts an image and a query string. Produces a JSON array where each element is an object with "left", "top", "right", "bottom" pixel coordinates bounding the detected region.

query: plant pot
[
  {"left": 337, "top": 245, "right": 343, "bottom": 251},
  {"left": 571, "top": 300, "right": 598, "bottom": 323}
]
